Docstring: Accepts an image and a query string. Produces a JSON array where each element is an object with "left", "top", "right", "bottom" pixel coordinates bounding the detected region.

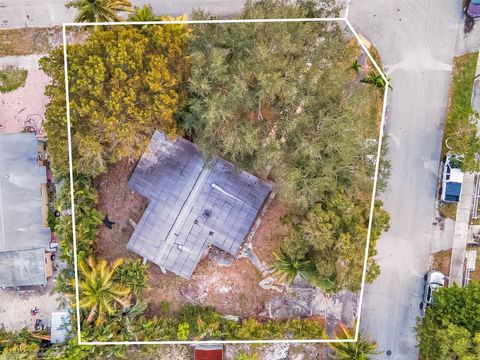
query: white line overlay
[{"left": 62, "top": 15, "right": 389, "bottom": 346}]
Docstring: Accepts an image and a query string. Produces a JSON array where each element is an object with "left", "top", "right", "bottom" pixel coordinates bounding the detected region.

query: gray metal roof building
[
  {"left": 127, "top": 131, "right": 272, "bottom": 278},
  {"left": 0, "top": 133, "right": 50, "bottom": 287}
]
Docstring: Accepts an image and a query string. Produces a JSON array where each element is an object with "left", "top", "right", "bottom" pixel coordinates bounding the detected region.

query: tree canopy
[
  {"left": 40, "top": 24, "right": 189, "bottom": 176},
  {"left": 184, "top": 0, "right": 389, "bottom": 291},
  {"left": 416, "top": 281, "right": 480, "bottom": 360}
]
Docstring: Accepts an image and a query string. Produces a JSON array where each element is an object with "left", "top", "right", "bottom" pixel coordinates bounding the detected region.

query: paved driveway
[{"left": 349, "top": 0, "right": 476, "bottom": 358}]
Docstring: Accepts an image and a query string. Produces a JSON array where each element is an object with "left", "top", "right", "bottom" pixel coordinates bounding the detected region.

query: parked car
[
  {"left": 441, "top": 154, "right": 464, "bottom": 203},
  {"left": 465, "top": 0, "right": 480, "bottom": 18},
  {"left": 420, "top": 271, "right": 446, "bottom": 316}
]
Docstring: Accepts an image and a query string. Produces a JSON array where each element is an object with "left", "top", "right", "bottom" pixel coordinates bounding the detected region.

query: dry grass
[
  {"left": 439, "top": 202, "right": 458, "bottom": 220},
  {"left": 0, "top": 27, "right": 61, "bottom": 56},
  {"left": 431, "top": 249, "right": 452, "bottom": 282}
]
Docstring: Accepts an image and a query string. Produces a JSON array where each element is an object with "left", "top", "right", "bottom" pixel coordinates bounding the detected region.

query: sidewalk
[
  {"left": 449, "top": 173, "right": 475, "bottom": 285},
  {"left": 449, "top": 50, "right": 480, "bottom": 286}
]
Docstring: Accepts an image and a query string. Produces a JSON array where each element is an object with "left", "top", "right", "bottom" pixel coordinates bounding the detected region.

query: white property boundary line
[{"left": 62, "top": 16, "right": 389, "bottom": 346}]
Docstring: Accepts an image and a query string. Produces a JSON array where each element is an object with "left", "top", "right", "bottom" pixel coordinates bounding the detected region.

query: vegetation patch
[
  {"left": 442, "top": 52, "right": 480, "bottom": 171},
  {"left": 431, "top": 249, "right": 452, "bottom": 281},
  {"left": 439, "top": 202, "right": 458, "bottom": 220},
  {"left": 416, "top": 281, "right": 480, "bottom": 359},
  {"left": 0, "top": 66, "right": 28, "bottom": 93}
]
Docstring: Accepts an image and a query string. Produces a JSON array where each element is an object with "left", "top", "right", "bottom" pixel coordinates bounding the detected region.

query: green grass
[
  {"left": 0, "top": 66, "right": 28, "bottom": 93},
  {"left": 442, "top": 53, "right": 479, "bottom": 171}
]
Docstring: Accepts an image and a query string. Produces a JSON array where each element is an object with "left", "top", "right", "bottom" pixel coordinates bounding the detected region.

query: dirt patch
[
  {"left": 144, "top": 255, "right": 277, "bottom": 317},
  {"left": 431, "top": 249, "right": 452, "bottom": 282},
  {"left": 0, "top": 27, "right": 61, "bottom": 57},
  {"left": 250, "top": 197, "right": 286, "bottom": 266},
  {"left": 94, "top": 159, "right": 148, "bottom": 263}
]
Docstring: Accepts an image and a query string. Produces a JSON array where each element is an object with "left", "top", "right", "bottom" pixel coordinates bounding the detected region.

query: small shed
[{"left": 194, "top": 344, "right": 224, "bottom": 360}]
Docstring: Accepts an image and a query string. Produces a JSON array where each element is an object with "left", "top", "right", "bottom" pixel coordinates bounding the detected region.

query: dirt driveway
[{"left": 0, "top": 277, "right": 62, "bottom": 331}]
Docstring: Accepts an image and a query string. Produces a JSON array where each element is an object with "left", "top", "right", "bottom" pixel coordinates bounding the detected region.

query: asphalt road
[
  {"left": 349, "top": 1, "right": 477, "bottom": 358},
  {"left": 0, "top": 0, "right": 243, "bottom": 28}
]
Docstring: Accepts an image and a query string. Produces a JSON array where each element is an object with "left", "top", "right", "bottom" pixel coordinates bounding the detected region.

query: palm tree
[
  {"left": 361, "top": 71, "right": 392, "bottom": 91},
  {"left": 129, "top": 4, "right": 158, "bottom": 22},
  {"left": 77, "top": 257, "right": 131, "bottom": 325},
  {"left": 270, "top": 249, "right": 317, "bottom": 285},
  {"left": 66, "top": 0, "right": 133, "bottom": 29},
  {"left": 330, "top": 326, "right": 381, "bottom": 360}
]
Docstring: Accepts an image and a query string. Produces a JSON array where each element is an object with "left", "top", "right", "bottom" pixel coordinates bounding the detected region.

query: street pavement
[
  {"left": 0, "top": 0, "right": 242, "bottom": 29},
  {"left": 349, "top": 0, "right": 478, "bottom": 358}
]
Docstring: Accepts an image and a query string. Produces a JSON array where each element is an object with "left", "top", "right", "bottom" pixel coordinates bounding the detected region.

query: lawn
[
  {"left": 0, "top": 66, "right": 28, "bottom": 93},
  {"left": 442, "top": 52, "right": 479, "bottom": 171}
]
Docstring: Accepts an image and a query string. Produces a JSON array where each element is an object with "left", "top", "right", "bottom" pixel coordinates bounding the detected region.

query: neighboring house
[
  {"left": 441, "top": 154, "right": 464, "bottom": 203},
  {"left": 127, "top": 131, "right": 272, "bottom": 279},
  {"left": 0, "top": 133, "right": 51, "bottom": 288}
]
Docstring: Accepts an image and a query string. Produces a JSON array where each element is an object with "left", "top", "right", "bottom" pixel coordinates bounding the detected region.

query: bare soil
[
  {"left": 431, "top": 249, "right": 452, "bottom": 284},
  {"left": 94, "top": 159, "right": 149, "bottom": 263},
  {"left": 0, "top": 27, "right": 62, "bottom": 57},
  {"left": 251, "top": 197, "right": 286, "bottom": 265},
  {"left": 0, "top": 27, "right": 88, "bottom": 57},
  {"left": 95, "top": 159, "right": 284, "bottom": 318}
]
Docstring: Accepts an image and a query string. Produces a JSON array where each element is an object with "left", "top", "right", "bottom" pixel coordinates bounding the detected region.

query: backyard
[{"left": 95, "top": 158, "right": 283, "bottom": 317}]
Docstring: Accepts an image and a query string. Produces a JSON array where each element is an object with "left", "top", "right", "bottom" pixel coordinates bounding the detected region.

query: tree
[
  {"left": 185, "top": 0, "right": 390, "bottom": 292},
  {"left": 330, "top": 335, "right": 380, "bottom": 360},
  {"left": 114, "top": 259, "right": 149, "bottom": 296},
  {"left": 270, "top": 249, "right": 317, "bottom": 285},
  {"left": 40, "top": 24, "right": 189, "bottom": 176},
  {"left": 330, "top": 326, "right": 381, "bottom": 360},
  {"left": 66, "top": 0, "right": 133, "bottom": 29},
  {"left": 129, "top": 4, "right": 158, "bottom": 23},
  {"left": 77, "top": 257, "right": 131, "bottom": 325},
  {"left": 416, "top": 281, "right": 480, "bottom": 360}
]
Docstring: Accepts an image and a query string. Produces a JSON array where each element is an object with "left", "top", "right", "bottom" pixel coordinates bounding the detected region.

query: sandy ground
[
  {"left": 0, "top": 68, "right": 50, "bottom": 134},
  {"left": 0, "top": 277, "right": 63, "bottom": 331}
]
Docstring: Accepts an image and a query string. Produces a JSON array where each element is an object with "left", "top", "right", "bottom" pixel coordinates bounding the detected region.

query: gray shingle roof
[
  {"left": 0, "top": 133, "right": 50, "bottom": 287},
  {"left": 127, "top": 131, "right": 272, "bottom": 278}
]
